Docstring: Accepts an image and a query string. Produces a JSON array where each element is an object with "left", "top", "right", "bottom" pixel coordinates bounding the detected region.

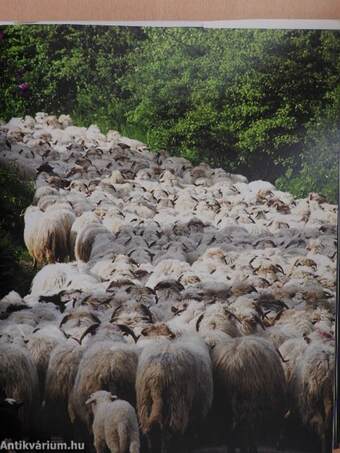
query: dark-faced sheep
[{"left": 0, "top": 397, "right": 24, "bottom": 441}]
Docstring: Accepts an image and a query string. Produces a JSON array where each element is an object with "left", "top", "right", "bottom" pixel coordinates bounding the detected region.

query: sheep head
[{"left": 140, "top": 323, "right": 175, "bottom": 339}]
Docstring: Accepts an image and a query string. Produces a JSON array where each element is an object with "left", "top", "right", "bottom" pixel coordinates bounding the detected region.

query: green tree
[
  {"left": 124, "top": 28, "right": 340, "bottom": 184},
  {"left": 0, "top": 25, "right": 145, "bottom": 131}
]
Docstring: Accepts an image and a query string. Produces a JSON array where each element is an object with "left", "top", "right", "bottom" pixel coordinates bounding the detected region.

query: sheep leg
[
  {"left": 321, "top": 432, "right": 331, "bottom": 453},
  {"left": 160, "top": 430, "right": 170, "bottom": 453},
  {"left": 145, "top": 433, "right": 154, "bottom": 453},
  {"left": 129, "top": 440, "right": 140, "bottom": 453},
  {"left": 146, "top": 426, "right": 161, "bottom": 453},
  {"left": 247, "top": 425, "right": 258, "bottom": 453},
  {"left": 239, "top": 425, "right": 253, "bottom": 453},
  {"left": 93, "top": 435, "right": 107, "bottom": 453}
]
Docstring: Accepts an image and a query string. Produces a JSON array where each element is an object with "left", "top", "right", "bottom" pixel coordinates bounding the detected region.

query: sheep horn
[
  {"left": 276, "top": 348, "right": 289, "bottom": 363},
  {"left": 140, "top": 304, "right": 154, "bottom": 323},
  {"left": 59, "top": 314, "right": 72, "bottom": 328},
  {"left": 255, "top": 315, "right": 266, "bottom": 330},
  {"left": 273, "top": 309, "right": 284, "bottom": 323},
  {"left": 116, "top": 324, "right": 139, "bottom": 343},
  {"left": 224, "top": 308, "right": 242, "bottom": 325},
  {"left": 79, "top": 323, "right": 100, "bottom": 344},
  {"left": 196, "top": 313, "right": 204, "bottom": 332},
  {"left": 89, "top": 313, "right": 101, "bottom": 324},
  {"left": 249, "top": 256, "right": 257, "bottom": 269},
  {"left": 262, "top": 310, "right": 271, "bottom": 320},
  {"left": 276, "top": 264, "right": 285, "bottom": 274},
  {"left": 110, "top": 305, "right": 122, "bottom": 322}
]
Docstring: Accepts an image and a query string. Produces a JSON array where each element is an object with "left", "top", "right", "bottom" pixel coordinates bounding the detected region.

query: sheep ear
[
  {"left": 85, "top": 396, "right": 95, "bottom": 406},
  {"left": 110, "top": 395, "right": 118, "bottom": 401}
]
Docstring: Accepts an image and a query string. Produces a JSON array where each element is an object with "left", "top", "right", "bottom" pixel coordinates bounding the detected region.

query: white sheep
[{"left": 86, "top": 391, "right": 140, "bottom": 453}]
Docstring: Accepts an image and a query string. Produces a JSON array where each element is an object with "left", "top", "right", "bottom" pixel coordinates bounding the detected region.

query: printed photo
[{"left": 0, "top": 25, "right": 338, "bottom": 453}]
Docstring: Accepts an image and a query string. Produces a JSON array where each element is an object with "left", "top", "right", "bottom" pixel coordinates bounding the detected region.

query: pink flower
[{"left": 18, "top": 82, "right": 29, "bottom": 93}]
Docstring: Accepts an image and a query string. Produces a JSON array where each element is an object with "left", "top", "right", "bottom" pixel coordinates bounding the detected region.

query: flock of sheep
[{"left": 0, "top": 112, "right": 337, "bottom": 453}]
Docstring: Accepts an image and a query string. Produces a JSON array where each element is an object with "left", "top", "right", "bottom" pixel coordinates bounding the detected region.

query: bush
[
  {"left": 0, "top": 165, "right": 35, "bottom": 297},
  {"left": 276, "top": 94, "right": 340, "bottom": 203}
]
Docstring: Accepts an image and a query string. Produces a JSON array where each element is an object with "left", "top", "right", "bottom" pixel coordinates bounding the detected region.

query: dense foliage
[
  {"left": 125, "top": 29, "right": 340, "bottom": 199},
  {"left": 0, "top": 165, "right": 35, "bottom": 297},
  {"left": 0, "top": 25, "right": 339, "bottom": 201},
  {"left": 0, "top": 25, "right": 145, "bottom": 131}
]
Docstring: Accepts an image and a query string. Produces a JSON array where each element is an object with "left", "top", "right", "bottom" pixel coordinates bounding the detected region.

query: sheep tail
[{"left": 148, "top": 397, "right": 163, "bottom": 431}]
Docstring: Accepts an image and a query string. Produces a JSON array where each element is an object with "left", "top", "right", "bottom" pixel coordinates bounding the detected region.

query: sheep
[
  {"left": 211, "top": 336, "right": 286, "bottom": 451},
  {"left": 25, "top": 325, "right": 66, "bottom": 395},
  {"left": 68, "top": 340, "right": 138, "bottom": 434},
  {"left": 30, "top": 262, "right": 79, "bottom": 295},
  {"left": 24, "top": 206, "right": 75, "bottom": 265},
  {"left": 284, "top": 341, "right": 334, "bottom": 453},
  {"left": 58, "top": 308, "right": 102, "bottom": 342},
  {"left": 33, "top": 185, "right": 59, "bottom": 204},
  {"left": 0, "top": 343, "right": 40, "bottom": 435},
  {"left": 86, "top": 391, "right": 140, "bottom": 453},
  {"left": 24, "top": 206, "right": 44, "bottom": 265},
  {"left": 75, "top": 222, "right": 116, "bottom": 266},
  {"left": 194, "top": 303, "right": 242, "bottom": 338},
  {"left": 136, "top": 333, "right": 213, "bottom": 452},
  {"left": 2, "top": 113, "right": 337, "bottom": 450},
  {"left": 0, "top": 397, "right": 24, "bottom": 441},
  {"left": 43, "top": 340, "right": 84, "bottom": 439}
]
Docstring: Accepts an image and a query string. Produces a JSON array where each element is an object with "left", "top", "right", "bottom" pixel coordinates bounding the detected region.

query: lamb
[
  {"left": 212, "top": 336, "right": 286, "bottom": 451},
  {"left": 86, "top": 391, "right": 140, "bottom": 453},
  {"left": 136, "top": 333, "right": 213, "bottom": 452}
]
